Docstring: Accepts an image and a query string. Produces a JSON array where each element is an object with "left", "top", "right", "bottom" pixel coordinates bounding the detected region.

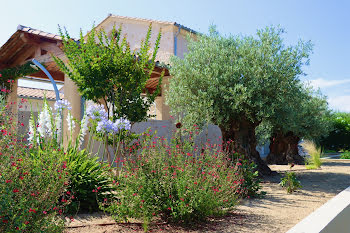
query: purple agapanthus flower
[
  {"left": 117, "top": 118, "right": 131, "bottom": 131},
  {"left": 86, "top": 104, "right": 108, "bottom": 121},
  {"left": 55, "top": 99, "right": 72, "bottom": 110},
  {"left": 96, "top": 119, "right": 112, "bottom": 133},
  {"left": 96, "top": 117, "right": 131, "bottom": 134}
]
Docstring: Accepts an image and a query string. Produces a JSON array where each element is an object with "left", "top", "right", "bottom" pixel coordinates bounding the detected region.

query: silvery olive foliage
[
  {"left": 278, "top": 85, "right": 331, "bottom": 140},
  {"left": 54, "top": 24, "right": 164, "bottom": 123},
  {"left": 258, "top": 84, "right": 331, "bottom": 145},
  {"left": 167, "top": 25, "right": 313, "bottom": 133}
]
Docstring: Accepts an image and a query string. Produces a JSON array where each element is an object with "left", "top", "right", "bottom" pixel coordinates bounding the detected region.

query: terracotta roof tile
[
  {"left": 17, "top": 25, "right": 63, "bottom": 41},
  {"left": 17, "top": 86, "right": 63, "bottom": 100}
]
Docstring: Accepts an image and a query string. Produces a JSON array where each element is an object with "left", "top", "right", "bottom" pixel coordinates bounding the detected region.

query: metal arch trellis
[{"left": 31, "top": 59, "right": 61, "bottom": 102}]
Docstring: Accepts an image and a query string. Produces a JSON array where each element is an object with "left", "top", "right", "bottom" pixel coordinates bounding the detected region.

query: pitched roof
[
  {"left": 97, "top": 14, "right": 198, "bottom": 34},
  {"left": 16, "top": 25, "right": 62, "bottom": 41},
  {"left": 17, "top": 86, "right": 63, "bottom": 100},
  {"left": 0, "top": 25, "right": 64, "bottom": 69}
]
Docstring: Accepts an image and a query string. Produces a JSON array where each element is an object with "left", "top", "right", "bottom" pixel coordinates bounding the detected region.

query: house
[
  {"left": 0, "top": 15, "right": 270, "bottom": 157},
  {"left": 0, "top": 14, "right": 197, "bottom": 142}
]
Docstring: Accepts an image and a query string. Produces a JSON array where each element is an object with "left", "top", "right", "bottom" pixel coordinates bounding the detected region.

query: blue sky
[{"left": 1, "top": 0, "right": 349, "bottom": 111}]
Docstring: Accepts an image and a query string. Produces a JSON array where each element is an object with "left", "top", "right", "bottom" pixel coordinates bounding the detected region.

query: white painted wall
[{"left": 287, "top": 186, "right": 350, "bottom": 233}]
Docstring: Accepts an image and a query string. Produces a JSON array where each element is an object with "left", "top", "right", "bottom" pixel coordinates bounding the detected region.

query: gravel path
[{"left": 65, "top": 159, "right": 350, "bottom": 233}]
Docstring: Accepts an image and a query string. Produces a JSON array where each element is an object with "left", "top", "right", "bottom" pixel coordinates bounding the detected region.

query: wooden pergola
[
  {"left": 0, "top": 25, "right": 169, "bottom": 143},
  {"left": 0, "top": 25, "right": 168, "bottom": 92},
  {"left": 0, "top": 25, "right": 65, "bottom": 81}
]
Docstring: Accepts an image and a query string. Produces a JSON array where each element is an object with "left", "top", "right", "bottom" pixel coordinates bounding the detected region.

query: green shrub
[
  {"left": 101, "top": 130, "right": 245, "bottom": 228},
  {"left": 64, "top": 148, "right": 115, "bottom": 213},
  {"left": 0, "top": 115, "right": 69, "bottom": 232},
  {"left": 279, "top": 172, "right": 302, "bottom": 193},
  {"left": 230, "top": 152, "right": 265, "bottom": 198},
  {"left": 320, "top": 112, "right": 350, "bottom": 151},
  {"left": 324, "top": 149, "right": 337, "bottom": 153},
  {"left": 340, "top": 151, "right": 350, "bottom": 159}
]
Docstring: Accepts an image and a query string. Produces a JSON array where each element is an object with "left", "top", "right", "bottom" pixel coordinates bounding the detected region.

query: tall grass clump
[{"left": 301, "top": 140, "right": 322, "bottom": 169}]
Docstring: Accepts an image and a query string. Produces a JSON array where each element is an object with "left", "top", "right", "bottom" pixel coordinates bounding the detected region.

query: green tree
[
  {"left": 53, "top": 24, "right": 163, "bottom": 122},
  {"left": 265, "top": 86, "right": 331, "bottom": 164},
  {"left": 167, "top": 26, "right": 312, "bottom": 175},
  {"left": 320, "top": 112, "right": 350, "bottom": 151}
]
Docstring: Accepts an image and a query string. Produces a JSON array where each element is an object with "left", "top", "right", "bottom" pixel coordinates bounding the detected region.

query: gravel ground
[{"left": 65, "top": 159, "right": 350, "bottom": 233}]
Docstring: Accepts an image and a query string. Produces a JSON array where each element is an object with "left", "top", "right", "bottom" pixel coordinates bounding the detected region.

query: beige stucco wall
[
  {"left": 8, "top": 79, "right": 18, "bottom": 115},
  {"left": 63, "top": 75, "right": 81, "bottom": 146},
  {"left": 95, "top": 17, "right": 175, "bottom": 64},
  {"left": 154, "top": 76, "right": 171, "bottom": 120}
]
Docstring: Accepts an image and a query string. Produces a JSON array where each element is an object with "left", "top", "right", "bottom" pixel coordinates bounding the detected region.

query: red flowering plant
[
  {"left": 101, "top": 127, "right": 248, "bottom": 229},
  {"left": 229, "top": 151, "right": 265, "bottom": 198},
  {"left": 0, "top": 89, "right": 70, "bottom": 232}
]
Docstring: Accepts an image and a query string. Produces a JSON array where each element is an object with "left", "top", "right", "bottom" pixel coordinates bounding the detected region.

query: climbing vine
[{"left": 0, "top": 62, "right": 38, "bottom": 93}]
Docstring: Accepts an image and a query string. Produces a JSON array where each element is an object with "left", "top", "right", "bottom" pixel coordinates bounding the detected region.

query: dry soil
[{"left": 65, "top": 159, "right": 350, "bottom": 233}]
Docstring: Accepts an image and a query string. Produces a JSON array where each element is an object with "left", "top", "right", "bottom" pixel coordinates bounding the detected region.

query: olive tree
[
  {"left": 265, "top": 86, "right": 331, "bottom": 164},
  {"left": 167, "top": 26, "right": 312, "bottom": 175}
]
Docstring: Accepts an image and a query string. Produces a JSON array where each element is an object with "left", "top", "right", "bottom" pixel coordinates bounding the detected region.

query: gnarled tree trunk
[
  {"left": 221, "top": 118, "right": 272, "bottom": 176},
  {"left": 266, "top": 131, "right": 304, "bottom": 165}
]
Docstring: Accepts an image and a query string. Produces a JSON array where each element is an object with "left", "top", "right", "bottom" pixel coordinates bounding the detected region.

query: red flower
[
  {"left": 13, "top": 189, "right": 19, "bottom": 193},
  {"left": 29, "top": 208, "right": 36, "bottom": 213},
  {"left": 175, "top": 122, "right": 182, "bottom": 128}
]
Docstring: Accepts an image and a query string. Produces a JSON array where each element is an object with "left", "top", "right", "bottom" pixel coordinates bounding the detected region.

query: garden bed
[{"left": 65, "top": 159, "right": 350, "bottom": 233}]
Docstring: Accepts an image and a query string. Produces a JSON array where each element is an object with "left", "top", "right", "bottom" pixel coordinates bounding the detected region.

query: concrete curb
[{"left": 287, "top": 186, "right": 350, "bottom": 233}]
